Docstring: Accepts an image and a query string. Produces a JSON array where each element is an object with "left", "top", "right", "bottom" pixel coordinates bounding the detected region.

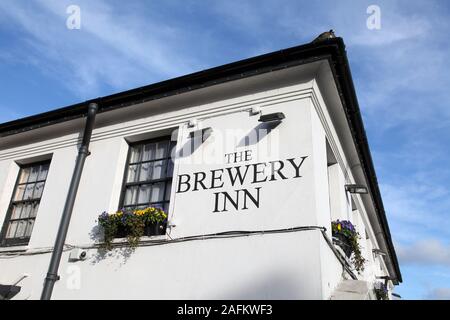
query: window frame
[
  {"left": 0, "top": 160, "right": 51, "bottom": 247},
  {"left": 118, "top": 135, "right": 175, "bottom": 216}
]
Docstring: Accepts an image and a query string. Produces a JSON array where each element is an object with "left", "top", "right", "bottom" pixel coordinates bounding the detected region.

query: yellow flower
[
  {"left": 135, "top": 209, "right": 146, "bottom": 216},
  {"left": 337, "top": 224, "right": 341, "bottom": 231}
]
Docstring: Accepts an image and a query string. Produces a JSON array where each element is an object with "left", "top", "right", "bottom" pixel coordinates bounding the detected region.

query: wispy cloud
[
  {"left": 398, "top": 239, "right": 450, "bottom": 267},
  {"left": 379, "top": 171, "right": 450, "bottom": 244},
  {"left": 425, "top": 287, "right": 450, "bottom": 300},
  {"left": 0, "top": 0, "right": 201, "bottom": 98}
]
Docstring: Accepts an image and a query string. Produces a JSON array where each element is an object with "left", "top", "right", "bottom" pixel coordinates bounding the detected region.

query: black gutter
[
  {"left": 0, "top": 38, "right": 401, "bottom": 283},
  {"left": 328, "top": 38, "right": 402, "bottom": 283},
  {"left": 40, "top": 102, "right": 98, "bottom": 300}
]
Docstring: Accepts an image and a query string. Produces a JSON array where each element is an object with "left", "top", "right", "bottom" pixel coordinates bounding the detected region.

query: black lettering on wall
[
  {"left": 213, "top": 187, "right": 261, "bottom": 212},
  {"left": 287, "top": 156, "right": 308, "bottom": 178},
  {"left": 226, "top": 165, "right": 250, "bottom": 187},
  {"left": 242, "top": 187, "right": 261, "bottom": 209},
  {"left": 193, "top": 172, "right": 208, "bottom": 191},
  {"left": 252, "top": 163, "right": 268, "bottom": 183},
  {"left": 269, "top": 160, "right": 288, "bottom": 181},
  {"left": 176, "top": 174, "right": 191, "bottom": 193},
  {"left": 210, "top": 169, "right": 225, "bottom": 189}
]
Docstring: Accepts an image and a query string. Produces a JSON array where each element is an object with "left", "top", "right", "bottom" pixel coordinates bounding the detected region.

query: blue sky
[{"left": 0, "top": 0, "right": 449, "bottom": 299}]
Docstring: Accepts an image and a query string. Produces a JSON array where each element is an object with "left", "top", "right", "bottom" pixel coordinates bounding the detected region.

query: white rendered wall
[{"left": 0, "top": 64, "right": 393, "bottom": 299}]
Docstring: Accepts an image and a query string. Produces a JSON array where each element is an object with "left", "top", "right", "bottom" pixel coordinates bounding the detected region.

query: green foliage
[
  {"left": 374, "top": 282, "right": 389, "bottom": 300},
  {"left": 98, "top": 207, "right": 167, "bottom": 250}
]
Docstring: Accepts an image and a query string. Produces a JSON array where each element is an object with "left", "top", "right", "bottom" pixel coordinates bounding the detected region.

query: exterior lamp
[
  {"left": 345, "top": 184, "right": 368, "bottom": 194},
  {"left": 372, "top": 248, "right": 387, "bottom": 256},
  {"left": 376, "top": 275, "right": 394, "bottom": 286},
  {"left": 258, "top": 112, "right": 285, "bottom": 123},
  {"left": 0, "top": 284, "right": 21, "bottom": 300}
]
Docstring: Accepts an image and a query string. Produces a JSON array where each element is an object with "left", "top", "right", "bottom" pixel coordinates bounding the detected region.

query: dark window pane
[
  {"left": 124, "top": 186, "right": 138, "bottom": 206},
  {"left": 24, "top": 220, "right": 35, "bottom": 238},
  {"left": 142, "top": 143, "right": 156, "bottom": 161},
  {"left": 10, "top": 204, "right": 23, "bottom": 220},
  {"left": 151, "top": 160, "right": 166, "bottom": 180},
  {"left": 155, "top": 141, "right": 168, "bottom": 159},
  {"left": 20, "top": 203, "right": 33, "bottom": 219},
  {"left": 33, "top": 182, "right": 45, "bottom": 199},
  {"left": 137, "top": 184, "right": 152, "bottom": 204},
  {"left": 138, "top": 160, "right": 167, "bottom": 182},
  {"left": 29, "top": 203, "right": 39, "bottom": 218},
  {"left": 5, "top": 222, "right": 18, "bottom": 239},
  {"left": 28, "top": 166, "right": 39, "bottom": 183},
  {"left": 19, "top": 167, "right": 30, "bottom": 184},
  {"left": 14, "top": 185, "right": 25, "bottom": 201},
  {"left": 127, "top": 164, "right": 139, "bottom": 183},
  {"left": 150, "top": 182, "right": 165, "bottom": 203},
  {"left": 38, "top": 163, "right": 49, "bottom": 180},
  {"left": 130, "top": 145, "right": 142, "bottom": 163},
  {"left": 15, "top": 220, "right": 27, "bottom": 238},
  {"left": 23, "top": 183, "right": 35, "bottom": 200},
  {"left": 138, "top": 162, "right": 151, "bottom": 182}
]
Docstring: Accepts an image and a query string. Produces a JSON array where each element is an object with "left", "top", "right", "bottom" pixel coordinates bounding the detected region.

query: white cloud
[
  {"left": 397, "top": 239, "right": 450, "bottom": 267},
  {"left": 380, "top": 177, "right": 450, "bottom": 244},
  {"left": 0, "top": 0, "right": 201, "bottom": 98},
  {"left": 349, "top": 11, "right": 431, "bottom": 47},
  {"left": 425, "top": 287, "right": 450, "bottom": 300}
]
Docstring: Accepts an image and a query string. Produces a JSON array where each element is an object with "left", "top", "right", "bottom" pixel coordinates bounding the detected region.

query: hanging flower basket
[
  {"left": 374, "top": 282, "right": 389, "bottom": 300},
  {"left": 331, "top": 220, "right": 366, "bottom": 272},
  {"left": 98, "top": 207, "right": 168, "bottom": 250}
]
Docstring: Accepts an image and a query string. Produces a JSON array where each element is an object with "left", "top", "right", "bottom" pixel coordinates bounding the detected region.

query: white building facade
[{"left": 0, "top": 38, "right": 401, "bottom": 300}]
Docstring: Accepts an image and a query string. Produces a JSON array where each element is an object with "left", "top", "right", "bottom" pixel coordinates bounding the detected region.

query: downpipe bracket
[{"left": 44, "top": 273, "right": 60, "bottom": 282}]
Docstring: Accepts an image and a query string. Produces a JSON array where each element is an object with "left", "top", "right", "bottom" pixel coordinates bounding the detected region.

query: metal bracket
[{"left": 44, "top": 273, "right": 60, "bottom": 282}]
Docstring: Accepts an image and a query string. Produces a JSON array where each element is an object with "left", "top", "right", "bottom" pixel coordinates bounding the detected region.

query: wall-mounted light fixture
[
  {"left": 376, "top": 275, "right": 394, "bottom": 286},
  {"left": 391, "top": 293, "right": 402, "bottom": 299},
  {"left": 372, "top": 248, "right": 387, "bottom": 256},
  {"left": 189, "top": 127, "right": 213, "bottom": 142},
  {"left": 345, "top": 184, "right": 368, "bottom": 194},
  {"left": 376, "top": 275, "right": 394, "bottom": 283},
  {"left": 258, "top": 112, "right": 285, "bottom": 123},
  {"left": 0, "top": 284, "right": 21, "bottom": 300}
]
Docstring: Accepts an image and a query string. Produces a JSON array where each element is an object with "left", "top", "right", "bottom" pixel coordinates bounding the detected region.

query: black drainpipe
[{"left": 41, "top": 102, "right": 98, "bottom": 300}]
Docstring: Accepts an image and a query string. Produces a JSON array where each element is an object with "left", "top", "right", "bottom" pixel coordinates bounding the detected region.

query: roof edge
[{"left": 328, "top": 39, "right": 402, "bottom": 283}]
